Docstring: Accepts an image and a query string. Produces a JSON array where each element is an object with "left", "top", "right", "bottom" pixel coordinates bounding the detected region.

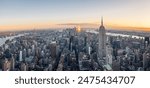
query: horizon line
[{"left": 1, "top": 23, "right": 150, "bottom": 32}]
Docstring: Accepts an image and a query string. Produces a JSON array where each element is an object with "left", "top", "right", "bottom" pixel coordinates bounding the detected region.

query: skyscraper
[
  {"left": 50, "top": 41, "right": 57, "bottom": 59},
  {"left": 98, "top": 17, "right": 106, "bottom": 60},
  {"left": 19, "top": 51, "right": 23, "bottom": 62},
  {"left": 3, "top": 58, "right": 11, "bottom": 71}
]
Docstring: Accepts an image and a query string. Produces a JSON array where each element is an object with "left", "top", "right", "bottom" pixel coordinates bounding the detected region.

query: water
[
  {"left": 86, "top": 30, "right": 144, "bottom": 39},
  {"left": 0, "top": 30, "right": 144, "bottom": 47},
  {"left": 0, "top": 34, "right": 25, "bottom": 46},
  {"left": 106, "top": 33, "right": 144, "bottom": 39}
]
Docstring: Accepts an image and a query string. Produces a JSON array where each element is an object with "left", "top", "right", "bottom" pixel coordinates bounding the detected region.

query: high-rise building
[
  {"left": 21, "top": 62, "right": 28, "bottom": 71},
  {"left": 32, "top": 44, "right": 35, "bottom": 56},
  {"left": 144, "top": 37, "right": 150, "bottom": 48},
  {"left": 69, "top": 36, "right": 73, "bottom": 51},
  {"left": 22, "top": 48, "right": 26, "bottom": 60},
  {"left": 50, "top": 41, "right": 57, "bottom": 59},
  {"left": 10, "top": 56, "right": 15, "bottom": 70},
  {"left": 2, "top": 58, "right": 11, "bottom": 71},
  {"left": 144, "top": 37, "right": 150, "bottom": 44},
  {"left": 143, "top": 52, "right": 150, "bottom": 70},
  {"left": 98, "top": 17, "right": 106, "bottom": 60},
  {"left": 19, "top": 51, "right": 23, "bottom": 61}
]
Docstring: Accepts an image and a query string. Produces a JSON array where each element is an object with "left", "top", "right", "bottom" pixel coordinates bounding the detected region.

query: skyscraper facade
[{"left": 98, "top": 17, "right": 106, "bottom": 60}]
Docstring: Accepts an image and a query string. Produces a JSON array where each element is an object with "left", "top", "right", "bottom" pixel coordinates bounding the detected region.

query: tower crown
[{"left": 99, "top": 17, "right": 105, "bottom": 29}]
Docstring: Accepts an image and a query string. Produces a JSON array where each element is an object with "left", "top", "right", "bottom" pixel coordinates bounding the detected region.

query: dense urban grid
[{"left": 0, "top": 19, "right": 150, "bottom": 71}]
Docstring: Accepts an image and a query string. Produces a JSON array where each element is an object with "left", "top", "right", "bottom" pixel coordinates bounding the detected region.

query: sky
[{"left": 0, "top": 0, "right": 150, "bottom": 31}]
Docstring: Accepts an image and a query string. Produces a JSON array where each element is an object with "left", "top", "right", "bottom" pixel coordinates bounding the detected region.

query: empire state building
[{"left": 98, "top": 17, "right": 106, "bottom": 60}]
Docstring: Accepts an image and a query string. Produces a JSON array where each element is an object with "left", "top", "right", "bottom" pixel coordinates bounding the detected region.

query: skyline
[{"left": 0, "top": 0, "right": 150, "bottom": 31}]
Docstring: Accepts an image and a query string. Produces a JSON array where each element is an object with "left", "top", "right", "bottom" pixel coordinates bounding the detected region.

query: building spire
[{"left": 101, "top": 16, "right": 103, "bottom": 26}]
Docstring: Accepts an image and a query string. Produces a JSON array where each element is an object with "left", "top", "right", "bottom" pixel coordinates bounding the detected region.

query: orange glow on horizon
[
  {"left": 0, "top": 21, "right": 150, "bottom": 32},
  {"left": 76, "top": 26, "right": 81, "bottom": 33}
]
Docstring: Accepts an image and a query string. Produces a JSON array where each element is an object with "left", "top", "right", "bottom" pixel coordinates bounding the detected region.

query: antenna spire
[{"left": 101, "top": 16, "right": 103, "bottom": 26}]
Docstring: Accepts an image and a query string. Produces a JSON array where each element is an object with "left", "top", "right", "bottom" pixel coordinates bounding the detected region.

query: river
[{"left": 0, "top": 34, "right": 26, "bottom": 46}]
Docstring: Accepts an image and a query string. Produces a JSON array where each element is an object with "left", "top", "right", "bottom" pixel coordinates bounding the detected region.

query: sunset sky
[{"left": 0, "top": 0, "right": 150, "bottom": 31}]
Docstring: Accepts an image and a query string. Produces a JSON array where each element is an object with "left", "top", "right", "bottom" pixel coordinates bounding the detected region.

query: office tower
[
  {"left": 32, "top": 44, "right": 35, "bottom": 56},
  {"left": 4, "top": 49, "right": 12, "bottom": 59},
  {"left": 98, "top": 17, "right": 106, "bottom": 59},
  {"left": 143, "top": 52, "right": 150, "bottom": 70},
  {"left": 144, "top": 37, "right": 150, "bottom": 48},
  {"left": 19, "top": 51, "right": 23, "bottom": 61},
  {"left": 21, "top": 62, "right": 28, "bottom": 71},
  {"left": 3, "top": 58, "right": 11, "bottom": 71},
  {"left": 88, "top": 46, "right": 91, "bottom": 55},
  {"left": 0, "top": 53, "right": 3, "bottom": 70},
  {"left": 84, "top": 36, "right": 87, "bottom": 47},
  {"left": 50, "top": 41, "right": 57, "bottom": 59},
  {"left": 106, "top": 45, "right": 112, "bottom": 63},
  {"left": 69, "top": 36, "right": 73, "bottom": 51},
  {"left": 56, "top": 54, "right": 65, "bottom": 71},
  {"left": 22, "top": 48, "right": 26, "bottom": 60},
  {"left": 28, "top": 48, "right": 32, "bottom": 57},
  {"left": 4, "top": 44, "right": 9, "bottom": 50},
  {"left": 41, "top": 51, "right": 45, "bottom": 57},
  {"left": 112, "top": 60, "right": 120, "bottom": 71},
  {"left": 10, "top": 57, "right": 15, "bottom": 70},
  {"left": 144, "top": 37, "right": 150, "bottom": 45},
  {"left": 113, "top": 40, "right": 121, "bottom": 49}
]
